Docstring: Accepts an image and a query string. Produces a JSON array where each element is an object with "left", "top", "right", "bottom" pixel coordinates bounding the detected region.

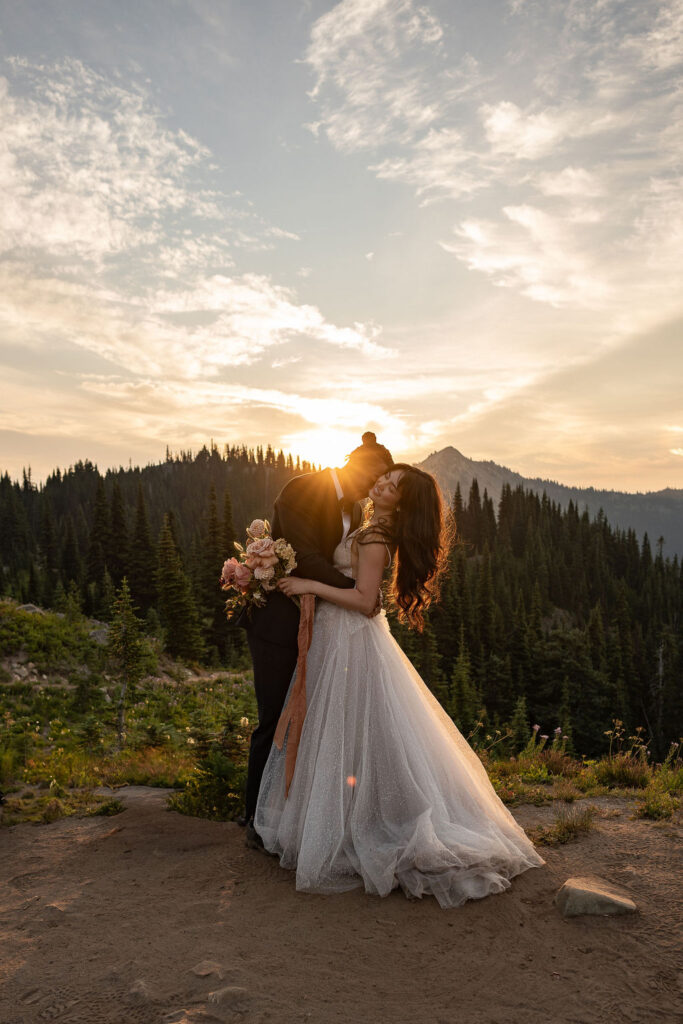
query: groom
[{"left": 240, "top": 431, "right": 394, "bottom": 847}]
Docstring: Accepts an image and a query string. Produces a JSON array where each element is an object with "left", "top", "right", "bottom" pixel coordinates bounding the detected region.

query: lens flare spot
[{"left": 346, "top": 775, "right": 357, "bottom": 787}]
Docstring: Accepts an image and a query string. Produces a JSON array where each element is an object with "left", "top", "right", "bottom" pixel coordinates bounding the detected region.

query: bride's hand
[{"left": 278, "top": 576, "right": 313, "bottom": 596}]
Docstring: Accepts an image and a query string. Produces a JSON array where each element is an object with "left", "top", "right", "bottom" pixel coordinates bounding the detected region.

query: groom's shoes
[
  {"left": 244, "top": 819, "right": 265, "bottom": 850},
  {"left": 245, "top": 819, "right": 278, "bottom": 858}
]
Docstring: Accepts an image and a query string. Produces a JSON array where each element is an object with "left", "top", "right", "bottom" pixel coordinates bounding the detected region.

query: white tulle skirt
[{"left": 254, "top": 602, "right": 545, "bottom": 909}]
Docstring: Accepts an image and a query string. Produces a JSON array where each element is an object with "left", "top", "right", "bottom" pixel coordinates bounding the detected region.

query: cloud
[
  {"left": 0, "top": 57, "right": 302, "bottom": 276},
  {"left": 631, "top": 0, "right": 683, "bottom": 70},
  {"left": 440, "top": 205, "right": 610, "bottom": 308},
  {"left": 370, "top": 126, "right": 481, "bottom": 204},
  {"left": 0, "top": 59, "right": 393, "bottom": 385},
  {"left": 305, "top": 0, "right": 683, "bottom": 324},
  {"left": 0, "top": 262, "right": 392, "bottom": 384},
  {"left": 304, "top": 0, "right": 482, "bottom": 202},
  {"left": 0, "top": 60, "right": 214, "bottom": 263}
]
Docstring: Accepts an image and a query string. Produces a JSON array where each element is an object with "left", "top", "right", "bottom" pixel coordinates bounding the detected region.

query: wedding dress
[{"left": 254, "top": 532, "right": 545, "bottom": 908}]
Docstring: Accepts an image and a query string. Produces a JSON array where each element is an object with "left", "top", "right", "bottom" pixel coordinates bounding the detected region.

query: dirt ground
[{"left": 1, "top": 787, "right": 681, "bottom": 1024}]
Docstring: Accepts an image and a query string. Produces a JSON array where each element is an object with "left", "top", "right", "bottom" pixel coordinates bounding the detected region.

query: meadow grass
[
  {"left": 1, "top": 600, "right": 680, "bottom": 826},
  {"left": 531, "top": 804, "right": 598, "bottom": 845}
]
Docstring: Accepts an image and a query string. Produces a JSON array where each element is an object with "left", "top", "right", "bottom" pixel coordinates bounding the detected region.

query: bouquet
[{"left": 220, "top": 518, "right": 297, "bottom": 618}]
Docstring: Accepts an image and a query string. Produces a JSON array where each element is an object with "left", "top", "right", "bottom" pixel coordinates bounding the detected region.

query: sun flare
[{"left": 288, "top": 429, "right": 373, "bottom": 470}]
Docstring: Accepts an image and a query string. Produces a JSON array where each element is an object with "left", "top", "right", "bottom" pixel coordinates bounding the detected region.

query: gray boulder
[
  {"left": 17, "top": 604, "right": 44, "bottom": 615},
  {"left": 554, "top": 875, "right": 637, "bottom": 917}
]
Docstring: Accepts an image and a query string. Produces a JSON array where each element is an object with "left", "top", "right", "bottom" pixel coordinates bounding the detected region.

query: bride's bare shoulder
[{"left": 352, "top": 528, "right": 394, "bottom": 568}]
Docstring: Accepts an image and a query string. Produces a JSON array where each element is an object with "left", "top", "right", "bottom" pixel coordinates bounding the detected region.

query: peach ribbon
[{"left": 272, "top": 593, "right": 315, "bottom": 796}]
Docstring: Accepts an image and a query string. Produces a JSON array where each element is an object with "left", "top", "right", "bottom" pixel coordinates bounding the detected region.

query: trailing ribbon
[{"left": 272, "top": 593, "right": 315, "bottom": 796}]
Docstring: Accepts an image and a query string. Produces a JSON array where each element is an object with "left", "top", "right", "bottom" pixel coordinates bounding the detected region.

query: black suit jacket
[{"left": 241, "top": 469, "right": 361, "bottom": 647}]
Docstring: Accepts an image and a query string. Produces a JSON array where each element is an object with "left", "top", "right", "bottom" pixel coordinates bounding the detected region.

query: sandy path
[{"left": 1, "top": 788, "right": 680, "bottom": 1024}]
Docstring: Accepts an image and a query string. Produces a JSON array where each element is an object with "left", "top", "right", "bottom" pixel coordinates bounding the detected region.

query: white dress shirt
[{"left": 330, "top": 468, "right": 352, "bottom": 542}]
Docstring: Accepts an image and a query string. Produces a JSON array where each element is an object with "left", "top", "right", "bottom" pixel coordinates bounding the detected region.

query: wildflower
[
  {"left": 540, "top": 735, "right": 548, "bottom": 740},
  {"left": 533, "top": 724, "right": 540, "bottom": 731},
  {"left": 554, "top": 727, "right": 562, "bottom": 734},
  {"left": 240, "top": 716, "right": 249, "bottom": 727}
]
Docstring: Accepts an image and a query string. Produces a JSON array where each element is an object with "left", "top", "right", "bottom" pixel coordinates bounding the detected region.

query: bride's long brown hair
[{"left": 357, "top": 463, "right": 453, "bottom": 631}]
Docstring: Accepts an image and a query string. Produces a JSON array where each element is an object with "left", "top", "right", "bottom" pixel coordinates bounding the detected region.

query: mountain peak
[{"left": 418, "top": 447, "right": 683, "bottom": 557}]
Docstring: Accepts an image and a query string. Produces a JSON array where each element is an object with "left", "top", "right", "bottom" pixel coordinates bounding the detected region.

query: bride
[{"left": 254, "top": 464, "right": 546, "bottom": 909}]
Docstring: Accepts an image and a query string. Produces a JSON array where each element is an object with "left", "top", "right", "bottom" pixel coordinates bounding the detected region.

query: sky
[{"left": 0, "top": 0, "right": 681, "bottom": 491}]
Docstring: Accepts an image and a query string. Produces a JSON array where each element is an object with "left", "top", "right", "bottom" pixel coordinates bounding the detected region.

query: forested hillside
[
  {"left": 1, "top": 444, "right": 681, "bottom": 759},
  {"left": 0, "top": 443, "right": 316, "bottom": 665},
  {"left": 420, "top": 446, "right": 683, "bottom": 558}
]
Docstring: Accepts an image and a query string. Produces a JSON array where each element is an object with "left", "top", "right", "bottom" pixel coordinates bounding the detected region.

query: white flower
[
  {"left": 254, "top": 565, "right": 275, "bottom": 581},
  {"left": 274, "top": 538, "right": 294, "bottom": 559}
]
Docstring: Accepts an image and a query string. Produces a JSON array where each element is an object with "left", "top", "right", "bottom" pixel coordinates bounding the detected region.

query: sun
[{"left": 288, "top": 428, "right": 366, "bottom": 470}]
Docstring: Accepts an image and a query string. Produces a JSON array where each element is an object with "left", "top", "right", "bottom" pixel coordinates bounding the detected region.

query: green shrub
[
  {"left": 169, "top": 714, "right": 252, "bottom": 821},
  {"left": 594, "top": 753, "right": 651, "bottom": 789},
  {"left": 633, "top": 788, "right": 680, "bottom": 820},
  {"left": 89, "top": 798, "right": 125, "bottom": 816}
]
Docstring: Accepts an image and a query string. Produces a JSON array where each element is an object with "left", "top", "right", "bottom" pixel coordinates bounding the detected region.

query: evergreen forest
[{"left": 1, "top": 442, "right": 681, "bottom": 760}]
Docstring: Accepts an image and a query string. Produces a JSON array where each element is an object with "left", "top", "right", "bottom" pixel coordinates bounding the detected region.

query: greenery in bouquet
[{"left": 220, "top": 518, "right": 296, "bottom": 618}]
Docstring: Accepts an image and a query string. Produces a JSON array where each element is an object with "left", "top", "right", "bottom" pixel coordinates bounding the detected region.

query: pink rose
[
  {"left": 220, "top": 557, "right": 240, "bottom": 587},
  {"left": 247, "top": 519, "right": 267, "bottom": 538},
  {"left": 245, "top": 537, "right": 279, "bottom": 569},
  {"left": 247, "top": 537, "right": 275, "bottom": 557},
  {"left": 234, "top": 563, "right": 253, "bottom": 590}
]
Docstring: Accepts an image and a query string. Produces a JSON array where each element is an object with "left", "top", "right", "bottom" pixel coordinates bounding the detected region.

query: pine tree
[
  {"left": 200, "top": 483, "right": 226, "bottom": 661},
  {"left": 61, "top": 516, "right": 82, "bottom": 586},
  {"left": 222, "top": 489, "right": 237, "bottom": 556},
  {"left": 156, "top": 515, "right": 204, "bottom": 661},
  {"left": 108, "top": 578, "right": 150, "bottom": 748},
  {"left": 221, "top": 488, "right": 244, "bottom": 664},
  {"left": 86, "top": 478, "right": 110, "bottom": 616},
  {"left": 411, "top": 617, "right": 446, "bottom": 702},
  {"left": 128, "top": 482, "right": 157, "bottom": 615},
  {"left": 39, "top": 497, "right": 59, "bottom": 606},
  {"left": 448, "top": 629, "right": 480, "bottom": 736},
  {"left": 558, "top": 677, "right": 575, "bottom": 755},
  {"left": 509, "top": 694, "right": 531, "bottom": 753},
  {"left": 108, "top": 480, "right": 129, "bottom": 587},
  {"left": 464, "top": 479, "right": 482, "bottom": 552},
  {"left": 475, "top": 545, "right": 495, "bottom": 658}
]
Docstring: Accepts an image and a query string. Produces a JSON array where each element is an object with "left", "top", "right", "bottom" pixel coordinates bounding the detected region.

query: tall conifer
[
  {"left": 108, "top": 480, "right": 129, "bottom": 586},
  {"left": 156, "top": 514, "right": 204, "bottom": 661},
  {"left": 128, "top": 482, "right": 157, "bottom": 614}
]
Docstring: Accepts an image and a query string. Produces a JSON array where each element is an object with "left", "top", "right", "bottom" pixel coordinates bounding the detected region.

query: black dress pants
[{"left": 243, "top": 629, "right": 298, "bottom": 821}]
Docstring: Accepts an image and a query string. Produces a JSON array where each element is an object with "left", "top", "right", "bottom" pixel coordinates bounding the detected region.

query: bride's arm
[{"left": 278, "top": 541, "right": 386, "bottom": 616}]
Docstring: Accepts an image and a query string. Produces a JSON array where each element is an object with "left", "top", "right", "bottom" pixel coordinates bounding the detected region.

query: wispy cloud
[
  {"left": 306, "top": 0, "right": 683, "bottom": 320},
  {"left": 304, "top": 0, "right": 482, "bottom": 203},
  {"left": 0, "top": 58, "right": 393, "bottom": 382}
]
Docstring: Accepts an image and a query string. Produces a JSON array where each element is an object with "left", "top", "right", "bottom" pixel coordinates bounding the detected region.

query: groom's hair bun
[{"left": 347, "top": 430, "right": 394, "bottom": 469}]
